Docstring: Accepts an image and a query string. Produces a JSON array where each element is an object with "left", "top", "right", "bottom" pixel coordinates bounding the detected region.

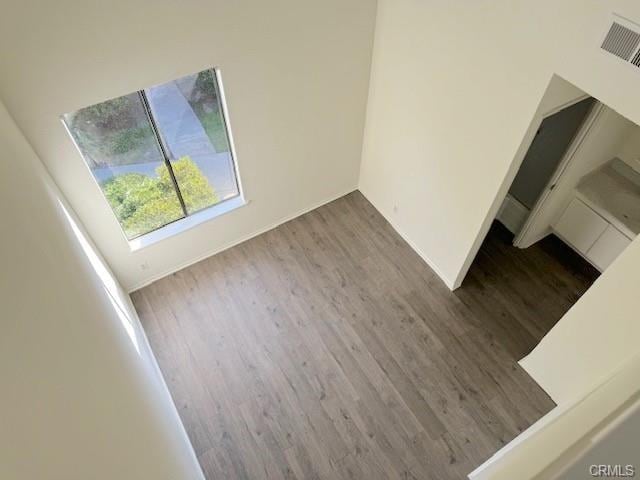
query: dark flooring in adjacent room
[{"left": 131, "top": 191, "right": 599, "bottom": 480}]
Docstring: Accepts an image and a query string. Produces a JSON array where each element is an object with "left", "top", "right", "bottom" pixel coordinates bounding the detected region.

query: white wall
[
  {"left": 361, "top": 4, "right": 640, "bottom": 474},
  {"left": 516, "top": 105, "right": 636, "bottom": 248},
  {"left": 360, "top": 0, "right": 640, "bottom": 417},
  {"left": 520, "top": 231, "right": 640, "bottom": 403},
  {"left": 541, "top": 398, "right": 640, "bottom": 479},
  {"left": 530, "top": 76, "right": 588, "bottom": 120},
  {"left": 617, "top": 122, "right": 640, "bottom": 171},
  {"left": 360, "top": 0, "right": 640, "bottom": 288},
  {"left": 517, "top": 116, "right": 640, "bottom": 405},
  {"left": 0, "top": 0, "right": 377, "bottom": 291},
  {"left": 0, "top": 101, "right": 204, "bottom": 480}
]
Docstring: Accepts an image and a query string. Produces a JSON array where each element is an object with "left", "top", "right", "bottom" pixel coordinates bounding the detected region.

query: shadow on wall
[{"left": 56, "top": 197, "right": 141, "bottom": 354}]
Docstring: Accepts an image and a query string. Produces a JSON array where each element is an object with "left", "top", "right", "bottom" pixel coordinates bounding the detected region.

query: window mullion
[{"left": 138, "top": 90, "right": 188, "bottom": 217}]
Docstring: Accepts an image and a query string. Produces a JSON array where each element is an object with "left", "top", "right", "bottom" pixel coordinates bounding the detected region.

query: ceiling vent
[
  {"left": 631, "top": 48, "right": 640, "bottom": 67},
  {"left": 601, "top": 21, "right": 640, "bottom": 60},
  {"left": 601, "top": 15, "right": 640, "bottom": 66}
]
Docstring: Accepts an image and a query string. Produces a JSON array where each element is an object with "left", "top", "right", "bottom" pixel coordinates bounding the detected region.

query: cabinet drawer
[
  {"left": 586, "top": 224, "right": 631, "bottom": 271},
  {"left": 554, "top": 198, "right": 608, "bottom": 254}
]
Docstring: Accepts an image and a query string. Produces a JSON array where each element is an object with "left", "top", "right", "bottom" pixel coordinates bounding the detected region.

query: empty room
[{"left": 2, "top": 1, "right": 640, "bottom": 480}]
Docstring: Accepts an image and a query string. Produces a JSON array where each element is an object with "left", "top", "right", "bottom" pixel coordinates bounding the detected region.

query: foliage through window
[{"left": 63, "top": 68, "right": 239, "bottom": 240}]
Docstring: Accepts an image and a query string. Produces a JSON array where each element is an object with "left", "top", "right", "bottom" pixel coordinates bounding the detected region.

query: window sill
[{"left": 128, "top": 195, "right": 248, "bottom": 252}]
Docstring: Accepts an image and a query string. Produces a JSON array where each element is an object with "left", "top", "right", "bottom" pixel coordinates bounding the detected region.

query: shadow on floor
[{"left": 457, "top": 221, "right": 599, "bottom": 359}]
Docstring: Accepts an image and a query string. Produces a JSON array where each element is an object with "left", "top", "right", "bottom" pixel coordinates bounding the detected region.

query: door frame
[
  {"left": 513, "top": 99, "right": 604, "bottom": 247},
  {"left": 451, "top": 83, "right": 595, "bottom": 290}
]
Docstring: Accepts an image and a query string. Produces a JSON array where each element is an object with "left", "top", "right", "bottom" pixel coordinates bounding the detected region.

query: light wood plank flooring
[{"left": 131, "top": 191, "right": 598, "bottom": 480}]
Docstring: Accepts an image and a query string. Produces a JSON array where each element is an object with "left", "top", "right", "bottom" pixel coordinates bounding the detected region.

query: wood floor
[{"left": 131, "top": 191, "right": 598, "bottom": 480}]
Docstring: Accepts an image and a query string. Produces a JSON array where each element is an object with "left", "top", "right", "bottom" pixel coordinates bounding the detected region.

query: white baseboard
[
  {"left": 357, "top": 188, "right": 456, "bottom": 290},
  {"left": 127, "top": 186, "right": 358, "bottom": 292},
  {"left": 467, "top": 404, "right": 565, "bottom": 480},
  {"left": 129, "top": 185, "right": 458, "bottom": 293},
  {"left": 496, "top": 194, "right": 530, "bottom": 235}
]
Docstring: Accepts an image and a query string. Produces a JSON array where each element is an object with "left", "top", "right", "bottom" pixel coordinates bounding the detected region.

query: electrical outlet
[{"left": 393, "top": 205, "right": 399, "bottom": 214}]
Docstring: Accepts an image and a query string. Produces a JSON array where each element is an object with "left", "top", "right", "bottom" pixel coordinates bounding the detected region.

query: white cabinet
[
  {"left": 554, "top": 198, "right": 608, "bottom": 254},
  {"left": 587, "top": 225, "right": 631, "bottom": 271},
  {"left": 553, "top": 197, "right": 633, "bottom": 272}
]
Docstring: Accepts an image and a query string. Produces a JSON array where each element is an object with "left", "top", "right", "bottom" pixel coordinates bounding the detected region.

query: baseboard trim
[
  {"left": 518, "top": 354, "right": 562, "bottom": 404},
  {"left": 496, "top": 194, "right": 530, "bottom": 235},
  {"left": 127, "top": 186, "right": 358, "bottom": 292},
  {"left": 357, "top": 188, "right": 456, "bottom": 290}
]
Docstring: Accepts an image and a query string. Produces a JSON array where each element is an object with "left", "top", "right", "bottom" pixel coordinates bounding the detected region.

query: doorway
[
  {"left": 461, "top": 75, "right": 640, "bottom": 323},
  {"left": 496, "top": 96, "right": 596, "bottom": 236}
]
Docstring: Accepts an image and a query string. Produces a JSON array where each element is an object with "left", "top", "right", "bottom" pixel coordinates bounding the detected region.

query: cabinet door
[
  {"left": 554, "top": 198, "right": 608, "bottom": 254},
  {"left": 586, "top": 225, "right": 632, "bottom": 271}
]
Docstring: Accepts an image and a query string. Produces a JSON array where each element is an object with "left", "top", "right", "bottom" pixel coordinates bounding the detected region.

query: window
[{"left": 63, "top": 68, "right": 240, "bottom": 241}]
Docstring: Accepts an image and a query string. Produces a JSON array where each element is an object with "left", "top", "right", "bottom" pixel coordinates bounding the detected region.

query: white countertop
[{"left": 576, "top": 158, "right": 640, "bottom": 238}]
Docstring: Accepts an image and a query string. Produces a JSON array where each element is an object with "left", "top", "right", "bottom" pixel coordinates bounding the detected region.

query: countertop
[{"left": 576, "top": 158, "right": 640, "bottom": 238}]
